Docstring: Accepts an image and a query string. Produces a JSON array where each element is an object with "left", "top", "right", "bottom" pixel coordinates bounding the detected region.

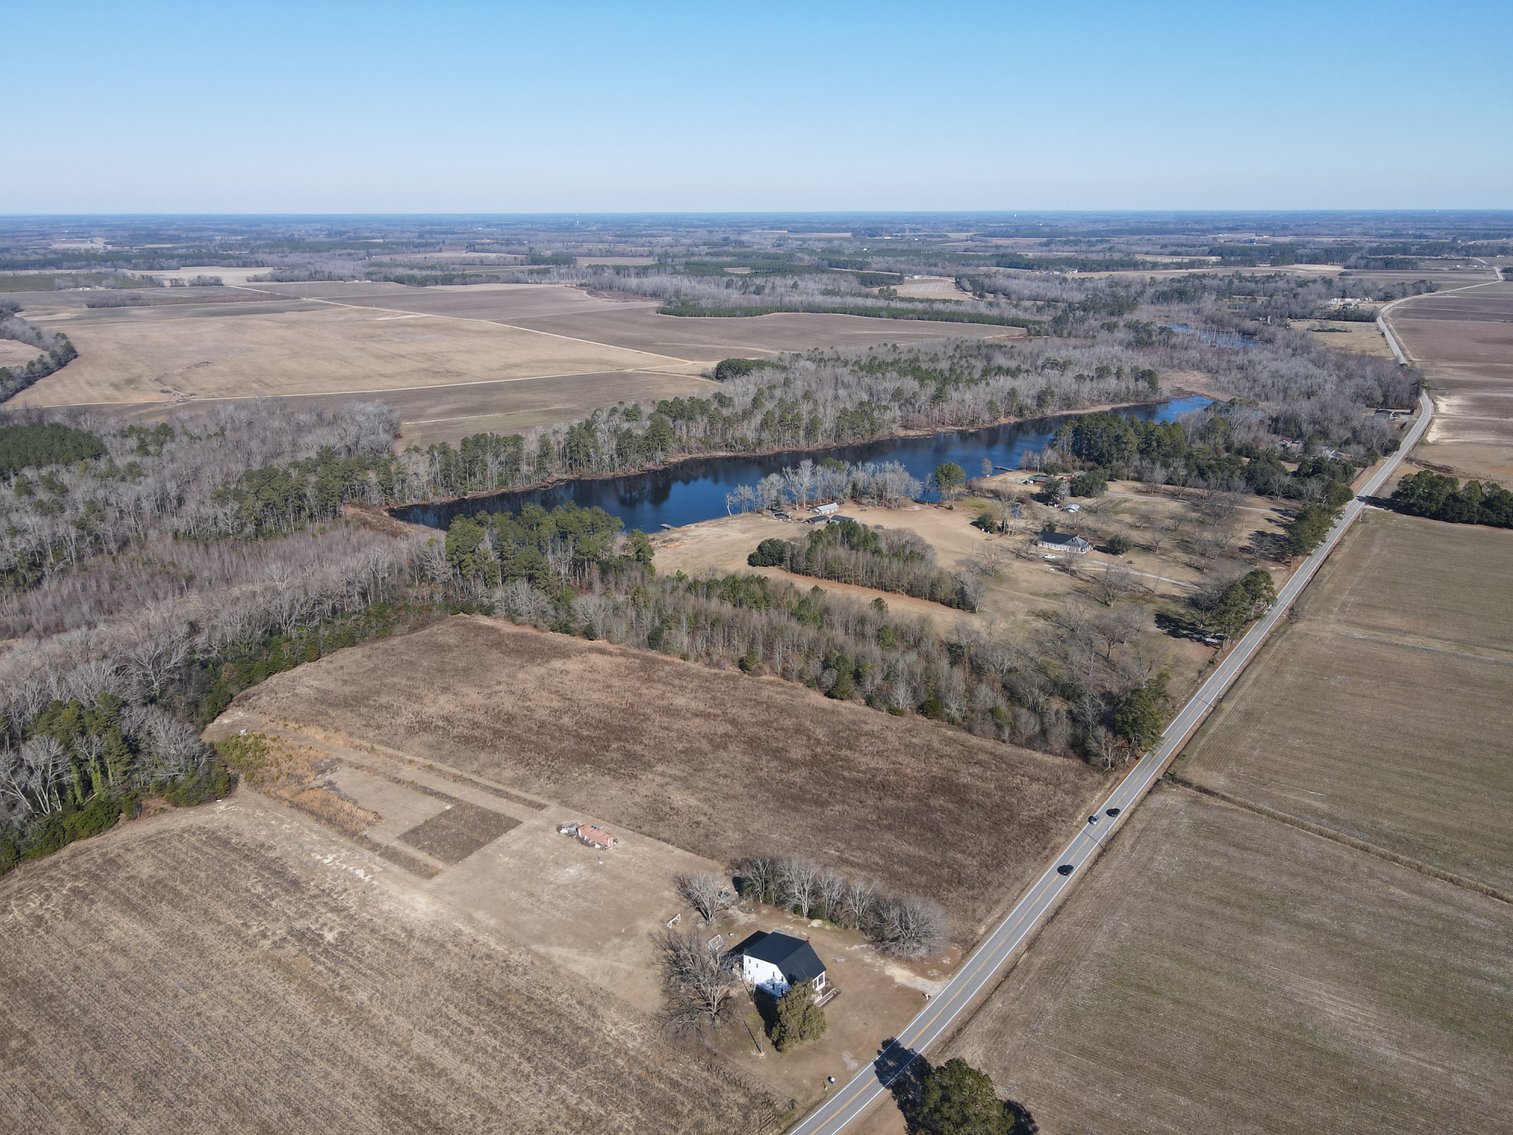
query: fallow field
[
  {"left": 933, "top": 786, "right": 1513, "bottom": 1135},
  {"left": 0, "top": 794, "right": 778, "bottom": 1135},
  {"left": 11, "top": 279, "right": 1019, "bottom": 447},
  {"left": 1391, "top": 280, "right": 1513, "bottom": 481},
  {"left": 1175, "top": 510, "right": 1513, "bottom": 892},
  {"left": 224, "top": 614, "right": 1103, "bottom": 941}
]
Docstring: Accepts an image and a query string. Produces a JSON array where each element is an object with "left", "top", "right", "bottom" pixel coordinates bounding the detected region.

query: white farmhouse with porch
[{"left": 728, "top": 931, "right": 830, "bottom": 1000}]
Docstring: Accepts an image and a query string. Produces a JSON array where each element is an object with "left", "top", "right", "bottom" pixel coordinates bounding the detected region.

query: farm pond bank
[{"left": 394, "top": 395, "right": 1213, "bottom": 532}]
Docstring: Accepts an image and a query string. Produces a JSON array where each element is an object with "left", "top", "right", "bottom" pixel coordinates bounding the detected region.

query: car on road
[
  {"left": 1087, "top": 814, "right": 1099, "bottom": 824},
  {"left": 1056, "top": 864, "right": 1074, "bottom": 876},
  {"left": 1105, "top": 807, "right": 1121, "bottom": 817}
]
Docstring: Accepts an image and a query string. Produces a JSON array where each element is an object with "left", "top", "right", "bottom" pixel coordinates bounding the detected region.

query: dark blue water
[{"left": 396, "top": 395, "right": 1212, "bottom": 532}]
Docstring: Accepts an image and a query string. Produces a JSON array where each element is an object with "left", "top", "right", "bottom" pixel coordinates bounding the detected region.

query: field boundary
[{"left": 1166, "top": 773, "right": 1513, "bottom": 905}]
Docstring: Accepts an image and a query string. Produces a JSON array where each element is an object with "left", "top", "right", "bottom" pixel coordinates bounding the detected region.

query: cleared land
[
  {"left": 1175, "top": 510, "right": 1513, "bottom": 892},
  {"left": 655, "top": 480, "right": 1285, "bottom": 694},
  {"left": 0, "top": 795, "right": 775, "bottom": 1134},
  {"left": 13, "top": 280, "right": 1018, "bottom": 447},
  {"left": 224, "top": 614, "right": 1102, "bottom": 940},
  {"left": 1288, "top": 318, "right": 1397, "bottom": 359},
  {"left": 1391, "top": 280, "right": 1513, "bottom": 481},
  {"left": 935, "top": 787, "right": 1513, "bottom": 1135}
]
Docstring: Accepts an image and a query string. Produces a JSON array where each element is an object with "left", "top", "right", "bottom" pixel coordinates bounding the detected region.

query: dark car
[
  {"left": 1105, "top": 807, "right": 1122, "bottom": 817},
  {"left": 1087, "top": 814, "right": 1100, "bottom": 824},
  {"left": 1056, "top": 864, "right": 1074, "bottom": 877}
]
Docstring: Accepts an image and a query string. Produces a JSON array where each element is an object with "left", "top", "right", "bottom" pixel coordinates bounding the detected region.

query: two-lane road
[{"left": 790, "top": 386, "right": 1436, "bottom": 1135}]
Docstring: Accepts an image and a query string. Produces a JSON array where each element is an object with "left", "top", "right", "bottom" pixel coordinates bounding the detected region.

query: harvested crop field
[
  {"left": 1289, "top": 318, "right": 1397, "bottom": 358},
  {"left": 0, "top": 339, "right": 42, "bottom": 368},
  {"left": 227, "top": 615, "right": 1103, "bottom": 940},
  {"left": 1175, "top": 511, "right": 1513, "bottom": 891},
  {"left": 0, "top": 795, "right": 775, "bottom": 1135},
  {"left": 935, "top": 787, "right": 1513, "bottom": 1135},
  {"left": 1390, "top": 280, "right": 1513, "bottom": 481},
  {"left": 13, "top": 279, "right": 1020, "bottom": 446}
]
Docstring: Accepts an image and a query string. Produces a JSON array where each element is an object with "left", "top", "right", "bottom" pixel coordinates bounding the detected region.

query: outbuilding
[{"left": 811, "top": 502, "right": 841, "bottom": 517}]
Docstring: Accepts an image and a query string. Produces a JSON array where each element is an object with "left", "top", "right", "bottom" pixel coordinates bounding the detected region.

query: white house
[{"left": 728, "top": 931, "right": 828, "bottom": 999}]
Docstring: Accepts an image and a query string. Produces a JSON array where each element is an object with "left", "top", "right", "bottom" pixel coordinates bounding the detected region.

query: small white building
[
  {"left": 728, "top": 931, "right": 828, "bottom": 999},
  {"left": 1062, "top": 503, "right": 1081, "bottom": 514},
  {"left": 811, "top": 502, "right": 841, "bottom": 517}
]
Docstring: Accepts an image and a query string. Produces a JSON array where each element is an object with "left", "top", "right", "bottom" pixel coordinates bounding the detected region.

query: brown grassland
[
  {"left": 1175, "top": 510, "right": 1513, "bottom": 891},
  {"left": 0, "top": 795, "right": 777, "bottom": 1134},
  {"left": 226, "top": 614, "right": 1103, "bottom": 941},
  {"left": 929, "top": 786, "right": 1513, "bottom": 1135},
  {"left": 1391, "top": 280, "right": 1513, "bottom": 481}
]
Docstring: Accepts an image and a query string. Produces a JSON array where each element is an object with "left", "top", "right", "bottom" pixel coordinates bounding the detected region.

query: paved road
[{"left": 789, "top": 388, "right": 1436, "bottom": 1135}]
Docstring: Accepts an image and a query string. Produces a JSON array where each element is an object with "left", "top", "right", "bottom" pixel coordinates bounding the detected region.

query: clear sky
[{"left": 7, "top": 0, "right": 1511, "bottom": 213}]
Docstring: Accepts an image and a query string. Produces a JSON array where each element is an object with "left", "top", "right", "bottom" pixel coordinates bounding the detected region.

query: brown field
[
  {"left": 928, "top": 787, "right": 1513, "bottom": 1135},
  {"left": 887, "top": 276, "right": 967, "bottom": 302},
  {"left": 1390, "top": 280, "right": 1513, "bottom": 481},
  {"left": 1288, "top": 317, "right": 1396, "bottom": 358},
  {"left": 1174, "top": 510, "right": 1513, "bottom": 891},
  {"left": 222, "top": 614, "right": 1103, "bottom": 941},
  {"left": 0, "top": 795, "right": 776, "bottom": 1134},
  {"left": 13, "top": 279, "right": 1020, "bottom": 447},
  {"left": 0, "top": 339, "right": 42, "bottom": 368}
]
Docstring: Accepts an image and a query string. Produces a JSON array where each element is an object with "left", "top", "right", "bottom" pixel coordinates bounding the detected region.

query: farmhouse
[
  {"left": 729, "top": 931, "right": 829, "bottom": 999},
  {"left": 1036, "top": 532, "right": 1091, "bottom": 554}
]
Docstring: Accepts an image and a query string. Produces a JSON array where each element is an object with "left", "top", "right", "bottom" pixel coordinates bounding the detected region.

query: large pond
[{"left": 395, "top": 395, "right": 1213, "bottom": 533}]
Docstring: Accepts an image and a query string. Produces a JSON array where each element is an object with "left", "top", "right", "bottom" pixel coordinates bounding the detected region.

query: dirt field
[
  {"left": 1288, "top": 318, "right": 1396, "bottom": 358},
  {"left": 12, "top": 279, "right": 1020, "bottom": 446},
  {"left": 0, "top": 795, "right": 776, "bottom": 1134},
  {"left": 887, "top": 276, "right": 967, "bottom": 302},
  {"left": 1175, "top": 510, "right": 1513, "bottom": 891},
  {"left": 927, "top": 786, "right": 1513, "bottom": 1135},
  {"left": 1391, "top": 280, "right": 1513, "bottom": 481},
  {"left": 222, "top": 615, "right": 1103, "bottom": 942}
]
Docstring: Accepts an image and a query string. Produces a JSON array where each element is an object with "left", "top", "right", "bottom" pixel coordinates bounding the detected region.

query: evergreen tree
[
  {"left": 916, "top": 1058, "right": 1014, "bottom": 1135},
  {"left": 769, "top": 981, "right": 827, "bottom": 1051}
]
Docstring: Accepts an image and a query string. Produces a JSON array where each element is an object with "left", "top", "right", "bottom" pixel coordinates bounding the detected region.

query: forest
[{"left": 1390, "top": 470, "right": 1513, "bottom": 528}]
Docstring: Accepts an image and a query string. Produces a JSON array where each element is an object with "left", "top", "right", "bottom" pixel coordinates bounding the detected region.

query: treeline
[
  {"left": 748, "top": 516, "right": 982, "bottom": 612},
  {"left": 736, "top": 854, "right": 947, "bottom": 957},
  {"left": 1, "top": 403, "right": 441, "bottom": 873},
  {"left": 725, "top": 458, "right": 922, "bottom": 515},
  {"left": 1391, "top": 470, "right": 1513, "bottom": 528},
  {"left": 1051, "top": 410, "right": 1367, "bottom": 501},
  {"left": 0, "top": 304, "right": 78, "bottom": 402}
]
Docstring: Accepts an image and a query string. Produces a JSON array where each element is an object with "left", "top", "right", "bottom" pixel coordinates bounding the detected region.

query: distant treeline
[
  {"left": 1391, "top": 470, "right": 1513, "bottom": 528},
  {"left": 657, "top": 298, "right": 1040, "bottom": 329}
]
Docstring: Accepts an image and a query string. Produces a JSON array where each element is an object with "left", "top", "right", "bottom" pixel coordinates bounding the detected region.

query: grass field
[
  {"left": 1392, "top": 281, "right": 1513, "bottom": 481},
  {"left": 12, "top": 279, "right": 1018, "bottom": 447},
  {"left": 930, "top": 786, "right": 1513, "bottom": 1135},
  {"left": 0, "top": 794, "right": 777, "bottom": 1134},
  {"left": 1175, "top": 511, "right": 1513, "bottom": 891},
  {"left": 223, "top": 614, "right": 1103, "bottom": 941}
]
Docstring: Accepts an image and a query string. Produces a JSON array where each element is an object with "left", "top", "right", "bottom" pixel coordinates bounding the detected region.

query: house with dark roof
[
  {"left": 1035, "top": 531, "right": 1090, "bottom": 554},
  {"left": 728, "top": 931, "right": 828, "bottom": 999}
]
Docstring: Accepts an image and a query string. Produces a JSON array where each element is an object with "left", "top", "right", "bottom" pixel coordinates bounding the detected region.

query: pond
[{"left": 394, "top": 394, "right": 1213, "bottom": 533}]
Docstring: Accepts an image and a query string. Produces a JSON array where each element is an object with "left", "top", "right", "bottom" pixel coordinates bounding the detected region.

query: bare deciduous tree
[
  {"left": 675, "top": 872, "right": 736, "bottom": 924},
  {"left": 655, "top": 929, "right": 739, "bottom": 1033}
]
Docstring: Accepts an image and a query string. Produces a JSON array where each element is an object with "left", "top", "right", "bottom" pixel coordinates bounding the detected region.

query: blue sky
[{"left": 7, "top": 0, "right": 1511, "bottom": 212}]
